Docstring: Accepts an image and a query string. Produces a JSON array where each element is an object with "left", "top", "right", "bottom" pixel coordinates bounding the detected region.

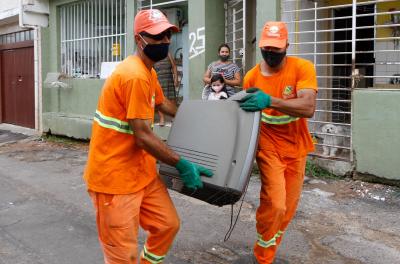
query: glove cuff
[
  {"left": 265, "top": 94, "right": 272, "bottom": 108},
  {"left": 174, "top": 157, "right": 190, "bottom": 173}
]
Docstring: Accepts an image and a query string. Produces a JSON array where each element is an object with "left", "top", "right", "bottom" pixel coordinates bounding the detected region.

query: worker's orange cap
[
  {"left": 259, "top": 21, "right": 288, "bottom": 48},
  {"left": 134, "top": 9, "right": 179, "bottom": 36}
]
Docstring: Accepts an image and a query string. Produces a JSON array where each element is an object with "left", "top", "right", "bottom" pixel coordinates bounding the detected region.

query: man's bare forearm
[
  {"left": 129, "top": 119, "right": 179, "bottom": 166},
  {"left": 270, "top": 94, "right": 316, "bottom": 118},
  {"left": 157, "top": 99, "right": 177, "bottom": 117},
  {"left": 137, "top": 131, "right": 180, "bottom": 166}
]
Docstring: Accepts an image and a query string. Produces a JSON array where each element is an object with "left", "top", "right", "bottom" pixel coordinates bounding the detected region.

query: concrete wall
[
  {"left": 188, "top": 0, "right": 225, "bottom": 99},
  {"left": 0, "top": 0, "right": 19, "bottom": 13},
  {"left": 255, "top": 0, "right": 279, "bottom": 62},
  {"left": 353, "top": 89, "right": 400, "bottom": 181},
  {"left": 0, "top": 0, "right": 21, "bottom": 34}
]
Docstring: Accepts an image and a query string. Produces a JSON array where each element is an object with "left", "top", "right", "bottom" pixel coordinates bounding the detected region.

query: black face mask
[
  {"left": 261, "top": 49, "right": 286, "bottom": 68},
  {"left": 140, "top": 35, "right": 169, "bottom": 62},
  {"left": 219, "top": 55, "right": 229, "bottom": 62}
]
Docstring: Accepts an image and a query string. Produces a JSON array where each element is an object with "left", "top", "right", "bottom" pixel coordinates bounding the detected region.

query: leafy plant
[{"left": 306, "top": 161, "right": 340, "bottom": 179}]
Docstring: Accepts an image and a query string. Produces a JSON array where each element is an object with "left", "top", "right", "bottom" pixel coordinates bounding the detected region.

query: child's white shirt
[{"left": 207, "top": 91, "right": 228, "bottom": 100}]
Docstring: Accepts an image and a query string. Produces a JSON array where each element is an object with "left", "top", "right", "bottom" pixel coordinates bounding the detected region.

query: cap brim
[
  {"left": 258, "top": 38, "right": 287, "bottom": 48},
  {"left": 145, "top": 22, "right": 179, "bottom": 35}
]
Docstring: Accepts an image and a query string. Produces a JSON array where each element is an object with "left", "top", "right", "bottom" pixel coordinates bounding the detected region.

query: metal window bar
[
  {"left": 225, "top": 0, "right": 245, "bottom": 71},
  {"left": 313, "top": 132, "right": 351, "bottom": 138},
  {"left": 310, "top": 143, "right": 352, "bottom": 151},
  {"left": 284, "top": 10, "right": 400, "bottom": 24},
  {"left": 106, "top": 0, "right": 109, "bottom": 63},
  {"left": 111, "top": 0, "right": 114, "bottom": 64},
  {"left": 138, "top": 0, "right": 187, "bottom": 9},
  {"left": 60, "top": 0, "right": 127, "bottom": 78},
  {"left": 119, "top": 0, "right": 122, "bottom": 61},
  {"left": 281, "top": 0, "right": 400, "bottom": 161},
  {"left": 290, "top": 49, "right": 400, "bottom": 56},
  {"left": 307, "top": 153, "right": 350, "bottom": 162},
  {"left": 226, "top": 18, "right": 244, "bottom": 26},
  {"left": 290, "top": 37, "right": 400, "bottom": 45},
  {"left": 282, "top": 0, "right": 398, "bottom": 13},
  {"left": 315, "top": 76, "right": 400, "bottom": 79},
  {"left": 317, "top": 88, "right": 352, "bottom": 91},
  {"left": 90, "top": 1, "right": 93, "bottom": 73},
  {"left": 86, "top": 1, "right": 89, "bottom": 77},
  {"left": 102, "top": 0, "right": 104, "bottom": 63},
  {"left": 81, "top": 2, "right": 84, "bottom": 76},
  {"left": 289, "top": 23, "right": 400, "bottom": 35},
  {"left": 308, "top": 120, "right": 351, "bottom": 126}
]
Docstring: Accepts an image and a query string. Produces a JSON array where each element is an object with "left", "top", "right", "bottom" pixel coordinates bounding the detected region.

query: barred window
[{"left": 60, "top": 0, "right": 126, "bottom": 78}]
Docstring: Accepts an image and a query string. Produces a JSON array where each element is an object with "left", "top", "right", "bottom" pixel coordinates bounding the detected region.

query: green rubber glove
[
  {"left": 175, "top": 158, "right": 213, "bottom": 190},
  {"left": 239, "top": 87, "right": 271, "bottom": 112}
]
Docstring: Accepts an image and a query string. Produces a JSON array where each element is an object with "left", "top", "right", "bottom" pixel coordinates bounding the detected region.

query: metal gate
[
  {"left": 225, "top": 0, "right": 246, "bottom": 71},
  {"left": 282, "top": 0, "right": 400, "bottom": 161},
  {"left": 0, "top": 31, "right": 35, "bottom": 129},
  {"left": 137, "top": 0, "right": 187, "bottom": 10}
]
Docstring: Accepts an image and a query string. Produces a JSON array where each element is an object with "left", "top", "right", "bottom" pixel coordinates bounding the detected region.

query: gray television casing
[{"left": 159, "top": 95, "right": 261, "bottom": 206}]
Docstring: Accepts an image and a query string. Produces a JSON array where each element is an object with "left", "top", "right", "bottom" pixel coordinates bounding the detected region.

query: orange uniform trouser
[
  {"left": 254, "top": 149, "right": 307, "bottom": 264},
  {"left": 88, "top": 177, "right": 180, "bottom": 264}
]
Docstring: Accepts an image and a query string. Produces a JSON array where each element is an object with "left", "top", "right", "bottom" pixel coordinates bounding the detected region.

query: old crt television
[{"left": 159, "top": 93, "right": 261, "bottom": 206}]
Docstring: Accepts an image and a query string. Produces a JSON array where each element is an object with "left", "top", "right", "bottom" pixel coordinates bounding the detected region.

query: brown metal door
[{"left": 1, "top": 46, "right": 35, "bottom": 128}]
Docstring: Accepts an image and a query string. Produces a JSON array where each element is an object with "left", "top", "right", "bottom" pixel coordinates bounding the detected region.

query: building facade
[
  {"left": 0, "top": 0, "right": 49, "bottom": 131},
  {"left": 0, "top": 0, "right": 399, "bottom": 182}
]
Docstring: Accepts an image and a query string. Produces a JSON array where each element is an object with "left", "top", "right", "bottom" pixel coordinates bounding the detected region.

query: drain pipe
[{"left": 19, "top": 0, "right": 43, "bottom": 133}]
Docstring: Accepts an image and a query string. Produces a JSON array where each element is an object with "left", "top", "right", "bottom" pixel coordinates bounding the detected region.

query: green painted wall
[
  {"left": 353, "top": 89, "right": 400, "bottom": 180},
  {"left": 127, "top": 0, "right": 135, "bottom": 53},
  {"left": 255, "top": 0, "right": 280, "bottom": 62},
  {"left": 188, "top": 0, "right": 225, "bottom": 99}
]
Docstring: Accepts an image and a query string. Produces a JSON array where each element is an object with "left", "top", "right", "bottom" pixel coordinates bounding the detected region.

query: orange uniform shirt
[
  {"left": 243, "top": 56, "right": 318, "bottom": 158},
  {"left": 84, "top": 55, "right": 165, "bottom": 194}
]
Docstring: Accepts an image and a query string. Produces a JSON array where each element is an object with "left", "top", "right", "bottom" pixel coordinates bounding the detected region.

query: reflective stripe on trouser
[
  {"left": 141, "top": 246, "right": 165, "bottom": 264},
  {"left": 254, "top": 149, "right": 307, "bottom": 264},
  {"left": 261, "top": 112, "right": 299, "bottom": 125},
  {"left": 256, "top": 231, "right": 283, "bottom": 248},
  {"left": 88, "top": 177, "right": 180, "bottom": 264}
]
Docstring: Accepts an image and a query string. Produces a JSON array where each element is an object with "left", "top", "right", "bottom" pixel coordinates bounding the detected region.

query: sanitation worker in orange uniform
[
  {"left": 237, "top": 21, "right": 318, "bottom": 264},
  {"left": 83, "top": 9, "right": 213, "bottom": 264}
]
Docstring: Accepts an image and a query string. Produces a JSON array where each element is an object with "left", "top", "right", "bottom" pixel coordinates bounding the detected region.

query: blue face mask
[{"left": 140, "top": 34, "right": 169, "bottom": 62}]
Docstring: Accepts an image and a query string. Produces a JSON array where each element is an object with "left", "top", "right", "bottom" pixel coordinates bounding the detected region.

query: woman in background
[
  {"left": 202, "top": 43, "right": 241, "bottom": 99},
  {"left": 154, "top": 52, "right": 178, "bottom": 126}
]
